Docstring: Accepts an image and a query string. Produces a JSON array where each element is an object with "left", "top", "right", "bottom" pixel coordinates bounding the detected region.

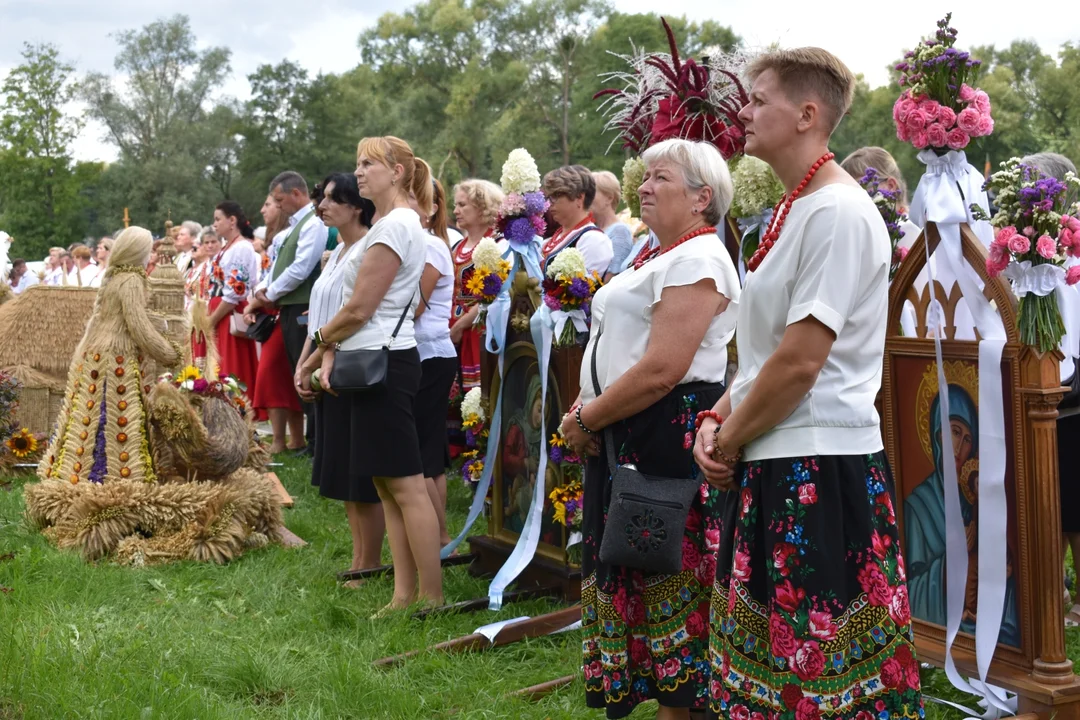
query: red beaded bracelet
[{"left": 694, "top": 410, "right": 723, "bottom": 431}]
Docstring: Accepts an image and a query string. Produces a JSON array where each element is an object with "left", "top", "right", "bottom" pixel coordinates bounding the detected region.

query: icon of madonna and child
[{"left": 902, "top": 360, "right": 1020, "bottom": 647}]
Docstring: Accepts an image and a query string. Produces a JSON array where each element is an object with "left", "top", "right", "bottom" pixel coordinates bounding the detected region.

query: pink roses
[
  {"left": 770, "top": 612, "right": 798, "bottom": 658},
  {"left": 791, "top": 639, "right": 826, "bottom": 681},
  {"left": 893, "top": 84, "right": 993, "bottom": 152},
  {"left": 857, "top": 560, "right": 894, "bottom": 607}
]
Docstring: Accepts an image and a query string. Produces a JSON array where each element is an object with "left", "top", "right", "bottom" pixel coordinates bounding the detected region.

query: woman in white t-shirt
[
  {"left": 409, "top": 175, "right": 458, "bottom": 548},
  {"left": 302, "top": 136, "right": 443, "bottom": 613},
  {"left": 694, "top": 49, "right": 922, "bottom": 719},
  {"left": 293, "top": 173, "right": 385, "bottom": 587},
  {"left": 559, "top": 139, "right": 740, "bottom": 718}
]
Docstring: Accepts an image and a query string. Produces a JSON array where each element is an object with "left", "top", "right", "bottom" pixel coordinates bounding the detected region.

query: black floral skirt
[
  {"left": 582, "top": 381, "right": 726, "bottom": 719},
  {"left": 708, "top": 452, "right": 924, "bottom": 720}
]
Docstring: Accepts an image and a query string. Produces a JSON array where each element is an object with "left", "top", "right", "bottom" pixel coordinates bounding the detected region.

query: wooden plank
[
  {"left": 509, "top": 675, "right": 576, "bottom": 701},
  {"left": 336, "top": 553, "right": 476, "bottom": 582},
  {"left": 372, "top": 605, "right": 580, "bottom": 670},
  {"left": 265, "top": 471, "right": 293, "bottom": 508}
]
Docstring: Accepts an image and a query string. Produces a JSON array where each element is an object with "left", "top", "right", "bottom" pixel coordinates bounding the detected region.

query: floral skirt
[
  {"left": 708, "top": 452, "right": 924, "bottom": 720},
  {"left": 582, "top": 381, "right": 725, "bottom": 719}
]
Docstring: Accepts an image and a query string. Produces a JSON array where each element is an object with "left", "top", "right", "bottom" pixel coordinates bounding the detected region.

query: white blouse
[
  {"left": 338, "top": 208, "right": 426, "bottom": 352},
  {"left": 579, "top": 232, "right": 740, "bottom": 403},
  {"left": 731, "top": 184, "right": 889, "bottom": 461},
  {"left": 414, "top": 234, "right": 456, "bottom": 361},
  {"left": 307, "top": 240, "right": 362, "bottom": 340}
]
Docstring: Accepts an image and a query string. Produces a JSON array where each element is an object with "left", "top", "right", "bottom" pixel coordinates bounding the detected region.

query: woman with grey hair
[{"left": 558, "top": 138, "right": 740, "bottom": 718}]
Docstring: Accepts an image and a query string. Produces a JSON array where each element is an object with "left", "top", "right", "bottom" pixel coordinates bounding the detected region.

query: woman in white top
[
  {"left": 409, "top": 174, "right": 458, "bottom": 548},
  {"left": 694, "top": 49, "right": 922, "bottom": 720},
  {"left": 559, "top": 139, "right": 740, "bottom": 719},
  {"left": 292, "top": 173, "right": 385, "bottom": 586},
  {"left": 87, "top": 237, "right": 113, "bottom": 288},
  {"left": 302, "top": 136, "right": 443, "bottom": 612},
  {"left": 540, "top": 165, "right": 613, "bottom": 277},
  {"left": 590, "top": 170, "right": 635, "bottom": 281}
]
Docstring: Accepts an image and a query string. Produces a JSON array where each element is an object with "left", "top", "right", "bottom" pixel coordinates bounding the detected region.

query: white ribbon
[
  {"left": 909, "top": 149, "right": 1013, "bottom": 719},
  {"left": 550, "top": 308, "right": 588, "bottom": 340},
  {"left": 1001, "top": 261, "right": 1065, "bottom": 297},
  {"left": 487, "top": 302, "right": 555, "bottom": 609}
]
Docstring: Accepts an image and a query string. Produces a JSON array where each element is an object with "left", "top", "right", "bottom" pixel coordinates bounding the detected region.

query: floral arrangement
[
  {"left": 0, "top": 427, "right": 46, "bottom": 474},
  {"left": 548, "top": 432, "right": 583, "bottom": 565},
  {"left": 496, "top": 149, "right": 549, "bottom": 247},
  {"left": 467, "top": 238, "right": 512, "bottom": 305},
  {"left": 542, "top": 248, "right": 602, "bottom": 347},
  {"left": 158, "top": 366, "right": 251, "bottom": 419},
  {"left": 893, "top": 14, "right": 992, "bottom": 153},
  {"left": 594, "top": 18, "right": 751, "bottom": 159},
  {"left": 622, "top": 157, "right": 645, "bottom": 218},
  {"left": 858, "top": 167, "right": 910, "bottom": 279},
  {"left": 459, "top": 387, "right": 488, "bottom": 486},
  {"left": 730, "top": 156, "right": 785, "bottom": 265},
  {"left": 975, "top": 158, "right": 1080, "bottom": 352}
]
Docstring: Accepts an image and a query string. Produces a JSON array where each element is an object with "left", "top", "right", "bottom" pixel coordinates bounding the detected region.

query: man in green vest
[{"left": 248, "top": 170, "right": 329, "bottom": 453}]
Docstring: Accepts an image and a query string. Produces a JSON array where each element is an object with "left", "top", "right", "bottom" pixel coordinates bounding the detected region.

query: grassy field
[{"left": 0, "top": 456, "right": 1074, "bottom": 719}]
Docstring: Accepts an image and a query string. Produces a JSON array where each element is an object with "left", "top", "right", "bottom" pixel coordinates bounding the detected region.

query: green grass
[{"left": 0, "top": 458, "right": 1072, "bottom": 719}]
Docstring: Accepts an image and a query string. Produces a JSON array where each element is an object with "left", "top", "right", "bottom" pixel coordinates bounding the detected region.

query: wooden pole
[
  {"left": 509, "top": 675, "right": 576, "bottom": 701},
  {"left": 123, "top": 208, "right": 130, "bottom": 228}
]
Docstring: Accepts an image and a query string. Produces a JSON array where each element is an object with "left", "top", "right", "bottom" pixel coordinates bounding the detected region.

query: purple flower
[
  {"left": 89, "top": 381, "right": 108, "bottom": 484},
  {"left": 192, "top": 378, "right": 209, "bottom": 393},
  {"left": 550, "top": 446, "right": 564, "bottom": 465},
  {"left": 465, "top": 429, "right": 475, "bottom": 447},
  {"left": 569, "top": 277, "right": 591, "bottom": 298},
  {"left": 531, "top": 214, "right": 547, "bottom": 236},
  {"left": 482, "top": 273, "right": 502, "bottom": 297},
  {"left": 524, "top": 191, "right": 549, "bottom": 217},
  {"left": 507, "top": 216, "right": 535, "bottom": 245}
]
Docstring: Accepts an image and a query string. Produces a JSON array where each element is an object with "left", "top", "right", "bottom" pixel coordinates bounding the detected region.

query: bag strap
[
  {"left": 386, "top": 292, "right": 415, "bottom": 347},
  {"left": 589, "top": 323, "right": 620, "bottom": 472}
]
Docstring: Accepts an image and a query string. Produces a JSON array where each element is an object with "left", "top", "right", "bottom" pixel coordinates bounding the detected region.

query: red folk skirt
[
  {"left": 192, "top": 296, "right": 265, "bottom": 420},
  {"left": 253, "top": 314, "right": 302, "bottom": 413}
]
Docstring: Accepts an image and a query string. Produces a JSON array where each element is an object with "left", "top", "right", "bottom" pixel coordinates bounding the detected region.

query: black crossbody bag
[
  {"left": 329, "top": 296, "right": 413, "bottom": 392},
  {"left": 590, "top": 325, "right": 702, "bottom": 574}
]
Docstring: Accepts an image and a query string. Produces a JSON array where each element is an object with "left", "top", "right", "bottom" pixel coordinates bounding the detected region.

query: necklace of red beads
[
  {"left": 542, "top": 214, "right": 595, "bottom": 257},
  {"left": 747, "top": 151, "right": 835, "bottom": 273},
  {"left": 453, "top": 228, "right": 494, "bottom": 265},
  {"left": 633, "top": 225, "right": 717, "bottom": 270}
]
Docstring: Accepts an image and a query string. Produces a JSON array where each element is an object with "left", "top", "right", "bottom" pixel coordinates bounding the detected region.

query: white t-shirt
[
  {"left": 339, "top": 208, "right": 426, "bottom": 352},
  {"left": 731, "top": 183, "right": 889, "bottom": 461},
  {"left": 308, "top": 240, "right": 363, "bottom": 340},
  {"left": 580, "top": 232, "right": 740, "bottom": 402},
  {"left": 415, "top": 234, "right": 456, "bottom": 361}
]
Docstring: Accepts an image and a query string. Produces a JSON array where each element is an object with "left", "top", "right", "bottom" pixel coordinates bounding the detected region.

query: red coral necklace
[
  {"left": 634, "top": 225, "right": 717, "bottom": 270},
  {"left": 747, "top": 152, "right": 835, "bottom": 273},
  {"left": 543, "top": 214, "right": 595, "bottom": 257}
]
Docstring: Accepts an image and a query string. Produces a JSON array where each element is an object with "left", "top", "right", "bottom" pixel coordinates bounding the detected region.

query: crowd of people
[{"left": 16, "top": 39, "right": 1080, "bottom": 720}]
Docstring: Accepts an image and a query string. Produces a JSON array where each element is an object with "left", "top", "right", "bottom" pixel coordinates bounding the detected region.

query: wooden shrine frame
[{"left": 882, "top": 222, "right": 1080, "bottom": 717}]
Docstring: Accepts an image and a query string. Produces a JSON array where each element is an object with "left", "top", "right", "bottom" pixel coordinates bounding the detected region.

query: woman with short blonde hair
[
  {"left": 696, "top": 48, "right": 922, "bottom": 719},
  {"left": 590, "top": 170, "right": 635, "bottom": 280},
  {"left": 562, "top": 138, "right": 740, "bottom": 719}
]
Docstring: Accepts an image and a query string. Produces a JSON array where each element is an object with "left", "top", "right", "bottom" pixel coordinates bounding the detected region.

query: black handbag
[
  {"left": 590, "top": 326, "right": 702, "bottom": 575},
  {"left": 328, "top": 297, "right": 412, "bottom": 393},
  {"left": 245, "top": 312, "right": 277, "bottom": 343}
]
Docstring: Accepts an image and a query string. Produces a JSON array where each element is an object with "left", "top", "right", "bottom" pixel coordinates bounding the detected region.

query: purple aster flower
[
  {"left": 482, "top": 273, "right": 502, "bottom": 297},
  {"left": 89, "top": 381, "right": 108, "bottom": 484},
  {"left": 508, "top": 216, "right": 535, "bottom": 245},
  {"left": 465, "top": 429, "right": 475, "bottom": 446},
  {"left": 550, "top": 446, "right": 564, "bottom": 465},
  {"left": 569, "top": 277, "right": 591, "bottom": 298},
  {"left": 524, "top": 191, "right": 549, "bottom": 216}
]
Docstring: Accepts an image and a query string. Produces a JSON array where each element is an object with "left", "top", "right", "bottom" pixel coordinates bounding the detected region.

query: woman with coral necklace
[
  {"left": 694, "top": 49, "right": 923, "bottom": 720},
  {"left": 540, "top": 165, "right": 613, "bottom": 277}
]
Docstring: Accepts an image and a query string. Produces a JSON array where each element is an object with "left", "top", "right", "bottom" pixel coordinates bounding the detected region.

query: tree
[
  {"left": 81, "top": 15, "right": 234, "bottom": 226},
  {"left": 0, "top": 42, "right": 86, "bottom": 259}
]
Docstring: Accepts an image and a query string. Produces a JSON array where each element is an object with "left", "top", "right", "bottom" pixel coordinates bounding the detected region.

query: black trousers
[{"left": 279, "top": 303, "right": 314, "bottom": 447}]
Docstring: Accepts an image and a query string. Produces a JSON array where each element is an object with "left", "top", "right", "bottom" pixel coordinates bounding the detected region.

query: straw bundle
[{"left": 0, "top": 286, "right": 97, "bottom": 381}]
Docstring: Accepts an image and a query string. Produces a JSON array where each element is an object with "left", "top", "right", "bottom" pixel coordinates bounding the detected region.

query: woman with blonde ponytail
[{"left": 302, "top": 136, "right": 443, "bottom": 612}]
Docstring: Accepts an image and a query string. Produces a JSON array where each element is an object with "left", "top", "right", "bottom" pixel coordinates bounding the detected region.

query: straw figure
[{"left": 38, "top": 227, "right": 182, "bottom": 485}]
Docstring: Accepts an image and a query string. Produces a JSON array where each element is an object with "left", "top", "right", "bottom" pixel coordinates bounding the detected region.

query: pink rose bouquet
[
  {"left": 893, "top": 15, "right": 992, "bottom": 154},
  {"left": 976, "top": 157, "right": 1080, "bottom": 351}
]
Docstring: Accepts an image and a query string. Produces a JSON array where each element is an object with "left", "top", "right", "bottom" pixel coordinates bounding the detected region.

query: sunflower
[
  {"left": 177, "top": 365, "right": 202, "bottom": 383},
  {"left": 465, "top": 270, "right": 488, "bottom": 296},
  {"left": 5, "top": 428, "right": 37, "bottom": 458}
]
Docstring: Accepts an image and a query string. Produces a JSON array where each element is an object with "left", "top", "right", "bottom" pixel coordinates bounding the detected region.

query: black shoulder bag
[
  {"left": 591, "top": 325, "right": 702, "bottom": 575},
  {"left": 245, "top": 312, "right": 277, "bottom": 343},
  {"left": 328, "top": 295, "right": 413, "bottom": 392}
]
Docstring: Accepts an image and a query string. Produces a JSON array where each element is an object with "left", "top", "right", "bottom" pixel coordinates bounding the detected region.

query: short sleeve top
[
  {"left": 210, "top": 239, "right": 259, "bottom": 305},
  {"left": 579, "top": 232, "right": 740, "bottom": 402},
  {"left": 338, "top": 208, "right": 426, "bottom": 352},
  {"left": 730, "top": 183, "right": 890, "bottom": 461}
]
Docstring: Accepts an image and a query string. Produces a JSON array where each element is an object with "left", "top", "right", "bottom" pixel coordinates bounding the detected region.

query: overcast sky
[{"left": 1, "top": 0, "right": 1075, "bottom": 163}]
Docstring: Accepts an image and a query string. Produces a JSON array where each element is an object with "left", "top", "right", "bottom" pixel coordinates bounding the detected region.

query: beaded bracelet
[
  {"left": 694, "top": 410, "right": 723, "bottom": 431},
  {"left": 575, "top": 405, "right": 596, "bottom": 434}
]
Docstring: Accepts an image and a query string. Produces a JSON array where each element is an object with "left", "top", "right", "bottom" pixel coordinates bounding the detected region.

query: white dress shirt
[
  {"left": 264, "top": 203, "right": 328, "bottom": 303},
  {"left": 44, "top": 267, "right": 65, "bottom": 286},
  {"left": 12, "top": 273, "right": 39, "bottom": 294},
  {"left": 68, "top": 263, "right": 100, "bottom": 288}
]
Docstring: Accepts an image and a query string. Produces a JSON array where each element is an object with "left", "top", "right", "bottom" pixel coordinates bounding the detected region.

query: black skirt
[
  {"left": 347, "top": 347, "right": 424, "bottom": 479},
  {"left": 414, "top": 355, "right": 458, "bottom": 479},
  {"left": 311, "top": 390, "right": 380, "bottom": 504},
  {"left": 1059, "top": 414, "right": 1080, "bottom": 533},
  {"left": 582, "top": 380, "right": 726, "bottom": 719}
]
